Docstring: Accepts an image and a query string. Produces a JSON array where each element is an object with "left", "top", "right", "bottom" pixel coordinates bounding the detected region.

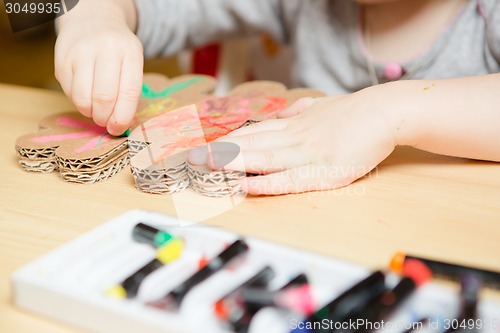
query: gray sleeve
[
  {"left": 134, "top": 0, "right": 300, "bottom": 58},
  {"left": 486, "top": 0, "right": 500, "bottom": 65}
]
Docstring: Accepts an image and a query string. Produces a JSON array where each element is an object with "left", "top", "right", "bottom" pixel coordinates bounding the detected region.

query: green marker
[{"left": 118, "top": 128, "right": 131, "bottom": 137}]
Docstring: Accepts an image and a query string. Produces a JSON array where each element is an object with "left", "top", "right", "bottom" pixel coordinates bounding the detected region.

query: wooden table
[{"left": 1, "top": 83, "right": 500, "bottom": 333}]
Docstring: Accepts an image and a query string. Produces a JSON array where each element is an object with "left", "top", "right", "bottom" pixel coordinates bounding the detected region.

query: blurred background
[
  {"left": 0, "top": 1, "right": 291, "bottom": 95},
  {"left": 0, "top": 4, "right": 181, "bottom": 92}
]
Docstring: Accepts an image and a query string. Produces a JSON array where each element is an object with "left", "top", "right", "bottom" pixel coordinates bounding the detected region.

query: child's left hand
[{"left": 189, "top": 88, "right": 398, "bottom": 195}]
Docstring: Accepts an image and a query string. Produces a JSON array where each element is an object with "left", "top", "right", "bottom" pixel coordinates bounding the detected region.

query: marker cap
[
  {"left": 390, "top": 252, "right": 406, "bottom": 273},
  {"left": 106, "top": 285, "right": 127, "bottom": 299},
  {"left": 157, "top": 238, "right": 184, "bottom": 264},
  {"left": 133, "top": 223, "right": 175, "bottom": 248}
]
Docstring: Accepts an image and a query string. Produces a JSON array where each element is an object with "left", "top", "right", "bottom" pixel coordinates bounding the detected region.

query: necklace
[
  {"left": 363, "top": 25, "right": 410, "bottom": 86},
  {"left": 361, "top": 0, "right": 468, "bottom": 86},
  {"left": 363, "top": 25, "right": 442, "bottom": 86}
]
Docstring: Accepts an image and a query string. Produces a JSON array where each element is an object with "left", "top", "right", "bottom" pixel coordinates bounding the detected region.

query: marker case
[{"left": 12, "top": 210, "right": 500, "bottom": 333}]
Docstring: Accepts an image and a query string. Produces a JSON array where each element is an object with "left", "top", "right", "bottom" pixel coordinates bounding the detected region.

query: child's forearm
[
  {"left": 57, "top": 0, "right": 137, "bottom": 32},
  {"left": 377, "top": 74, "right": 500, "bottom": 162},
  {"left": 205, "top": 73, "right": 498, "bottom": 195}
]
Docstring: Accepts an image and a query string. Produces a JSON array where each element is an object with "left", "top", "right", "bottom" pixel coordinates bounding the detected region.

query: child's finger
[
  {"left": 277, "top": 97, "right": 316, "bottom": 119},
  {"left": 107, "top": 54, "right": 143, "bottom": 135},
  {"left": 91, "top": 54, "right": 121, "bottom": 127},
  {"left": 188, "top": 142, "right": 240, "bottom": 168},
  {"left": 242, "top": 165, "right": 345, "bottom": 195},
  {"left": 222, "top": 148, "right": 304, "bottom": 174},
  {"left": 225, "top": 119, "right": 287, "bottom": 137},
  {"left": 71, "top": 59, "right": 95, "bottom": 118},
  {"left": 218, "top": 130, "right": 300, "bottom": 151},
  {"left": 55, "top": 63, "right": 73, "bottom": 100},
  {"left": 54, "top": 39, "right": 73, "bottom": 99}
]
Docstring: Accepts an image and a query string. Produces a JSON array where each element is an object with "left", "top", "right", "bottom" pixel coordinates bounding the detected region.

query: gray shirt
[{"left": 135, "top": 0, "right": 500, "bottom": 95}]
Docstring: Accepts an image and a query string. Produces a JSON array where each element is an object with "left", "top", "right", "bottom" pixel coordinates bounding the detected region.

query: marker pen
[
  {"left": 233, "top": 273, "right": 310, "bottom": 333},
  {"left": 293, "top": 271, "right": 386, "bottom": 333},
  {"left": 107, "top": 224, "right": 184, "bottom": 299},
  {"left": 214, "top": 266, "right": 276, "bottom": 323},
  {"left": 132, "top": 223, "right": 176, "bottom": 248},
  {"left": 390, "top": 252, "right": 500, "bottom": 290},
  {"left": 354, "top": 259, "right": 433, "bottom": 333},
  {"left": 147, "top": 239, "right": 249, "bottom": 310},
  {"left": 443, "top": 274, "right": 482, "bottom": 333},
  {"left": 241, "top": 285, "right": 315, "bottom": 315}
]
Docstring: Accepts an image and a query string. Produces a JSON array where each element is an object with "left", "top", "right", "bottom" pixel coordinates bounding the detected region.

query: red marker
[{"left": 241, "top": 284, "right": 315, "bottom": 315}]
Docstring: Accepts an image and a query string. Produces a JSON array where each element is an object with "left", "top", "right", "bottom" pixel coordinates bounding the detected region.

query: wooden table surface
[{"left": 1, "top": 83, "right": 500, "bottom": 333}]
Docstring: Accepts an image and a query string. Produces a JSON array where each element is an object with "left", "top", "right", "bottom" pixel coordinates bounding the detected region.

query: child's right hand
[{"left": 54, "top": 1, "right": 143, "bottom": 136}]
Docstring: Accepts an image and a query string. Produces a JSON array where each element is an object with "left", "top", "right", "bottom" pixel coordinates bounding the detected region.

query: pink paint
[
  {"left": 75, "top": 134, "right": 112, "bottom": 153},
  {"left": 57, "top": 116, "right": 106, "bottom": 133},
  {"left": 32, "top": 131, "right": 97, "bottom": 143},
  {"left": 34, "top": 116, "right": 108, "bottom": 143},
  {"left": 32, "top": 116, "right": 112, "bottom": 153}
]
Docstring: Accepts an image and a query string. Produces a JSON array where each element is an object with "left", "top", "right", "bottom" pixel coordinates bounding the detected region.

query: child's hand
[
  {"left": 55, "top": 2, "right": 143, "bottom": 136},
  {"left": 192, "top": 89, "right": 398, "bottom": 195}
]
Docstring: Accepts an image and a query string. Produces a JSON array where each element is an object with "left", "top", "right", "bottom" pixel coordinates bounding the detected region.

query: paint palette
[{"left": 12, "top": 210, "right": 500, "bottom": 333}]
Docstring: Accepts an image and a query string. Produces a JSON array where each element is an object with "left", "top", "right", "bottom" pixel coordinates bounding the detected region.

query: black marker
[
  {"left": 132, "top": 223, "right": 175, "bottom": 248},
  {"left": 444, "top": 274, "right": 482, "bottom": 333},
  {"left": 391, "top": 252, "right": 500, "bottom": 290},
  {"left": 106, "top": 259, "right": 164, "bottom": 299},
  {"left": 299, "top": 271, "right": 386, "bottom": 333},
  {"left": 215, "top": 266, "right": 276, "bottom": 323},
  {"left": 147, "top": 239, "right": 249, "bottom": 310},
  {"left": 233, "top": 273, "right": 310, "bottom": 333},
  {"left": 353, "top": 279, "right": 418, "bottom": 333},
  {"left": 459, "top": 274, "right": 481, "bottom": 321},
  {"left": 107, "top": 224, "right": 184, "bottom": 299},
  {"left": 355, "top": 260, "right": 432, "bottom": 333},
  {"left": 107, "top": 242, "right": 185, "bottom": 299}
]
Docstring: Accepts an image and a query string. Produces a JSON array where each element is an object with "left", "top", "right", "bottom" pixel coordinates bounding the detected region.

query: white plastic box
[{"left": 12, "top": 210, "right": 500, "bottom": 333}]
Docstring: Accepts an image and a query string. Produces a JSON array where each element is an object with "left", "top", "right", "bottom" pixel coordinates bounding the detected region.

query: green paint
[
  {"left": 141, "top": 77, "right": 204, "bottom": 99},
  {"left": 95, "top": 134, "right": 106, "bottom": 147},
  {"left": 118, "top": 128, "right": 131, "bottom": 137},
  {"left": 109, "top": 128, "right": 131, "bottom": 138},
  {"left": 154, "top": 231, "right": 174, "bottom": 247}
]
